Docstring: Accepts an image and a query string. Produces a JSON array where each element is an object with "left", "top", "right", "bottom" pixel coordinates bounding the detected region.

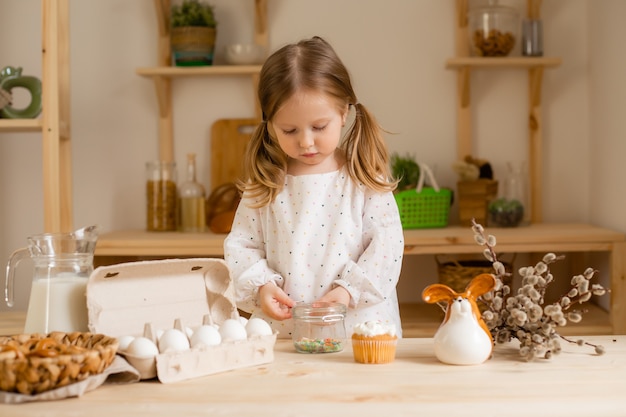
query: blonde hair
[{"left": 240, "top": 36, "right": 396, "bottom": 207}]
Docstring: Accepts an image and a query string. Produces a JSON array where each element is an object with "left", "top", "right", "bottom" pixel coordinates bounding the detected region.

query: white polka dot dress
[{"left": 224, "top": 168, "right": 405, "bottom": 339}]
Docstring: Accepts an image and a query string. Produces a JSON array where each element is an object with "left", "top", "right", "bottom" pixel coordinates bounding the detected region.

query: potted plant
[
  {"left": 391, "top": 153, "right": 420, "bottom": 191},
  {"left": 170, "top": 0, "right": 217, "bottom": 66}
]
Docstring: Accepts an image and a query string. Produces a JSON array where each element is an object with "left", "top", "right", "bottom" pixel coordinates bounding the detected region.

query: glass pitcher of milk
[{"left": 5, "top": 225, "right": 99, "bottom": 334}]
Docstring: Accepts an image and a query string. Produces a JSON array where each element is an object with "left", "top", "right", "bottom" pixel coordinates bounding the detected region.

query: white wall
[
  {"left": 588, "top": 0, "right": 626, "bottom": 232},
  {"left": 1, "top": 0, "right": 623, "bottom": 311}
]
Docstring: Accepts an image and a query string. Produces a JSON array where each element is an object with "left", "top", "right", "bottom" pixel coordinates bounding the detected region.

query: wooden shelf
[
  {"left": 136, "top": 65, "right": 262, "bottom": 77},
  {"left": 0, "top": 0, "right": 73, "bottom": 232},
  {"left": 403, "top": 223, "right": 624, "bottom": 255},
  {"left": 446, "top": 56, "right": 562, "bottom": 69},
  {"left": 141, "top": 0, "right": 267, "bottom": 162},
  {"left": 97, "top": 223, "right": 624, "bottom": 257},
  {"left": 0, "top": 119, "right": 43, "bottom": 132},
  {"left": 95, "top": 229, "right": 226, "bottom": 257},
  {"left": 96, "top": 223, "right": 626, "bottom": 335},
  {"left": 448, "top": 1, "right": 563, "bottom": 224}
]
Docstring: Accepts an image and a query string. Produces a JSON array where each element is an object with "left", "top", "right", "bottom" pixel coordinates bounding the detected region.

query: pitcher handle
[{"left": 5, "top": 247, "right": 29, "bottom": 307}]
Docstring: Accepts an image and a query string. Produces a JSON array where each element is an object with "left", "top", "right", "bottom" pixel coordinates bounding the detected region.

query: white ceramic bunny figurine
[{"left": 422, "top": 273, "right": 496, "bottom": 365}]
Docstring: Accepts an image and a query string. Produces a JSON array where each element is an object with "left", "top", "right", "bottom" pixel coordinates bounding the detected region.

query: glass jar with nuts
[{"left": 467, "top": 1, "right": 520, "bottom": 57}]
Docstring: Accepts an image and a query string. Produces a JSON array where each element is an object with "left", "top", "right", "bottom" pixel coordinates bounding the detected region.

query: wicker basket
[
  {"left": 395, "top": 163, "right": 451, "bottom": 229},
  {"left": 436, "top": 255, "right": 514, "bottom": 294},
  {"left": 0, "top": 332, "right": 118, "bottom": 395}
]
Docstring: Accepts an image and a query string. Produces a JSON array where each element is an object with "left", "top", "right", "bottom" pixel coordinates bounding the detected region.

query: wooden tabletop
[{"left": 1, "top": 335, "right": 624, "bottom": 415}]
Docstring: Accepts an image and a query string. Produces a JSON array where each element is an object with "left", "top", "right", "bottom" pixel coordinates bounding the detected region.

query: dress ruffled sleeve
[
  {"left": 223, "top": 197, "right": 283, "bottom": 314},
  {"left": 333, "top": 189, "right": 405, "bottom": 308}
]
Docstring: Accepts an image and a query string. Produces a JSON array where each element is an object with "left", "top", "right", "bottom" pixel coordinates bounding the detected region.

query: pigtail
[
  {"left": 238, "top": 121, "right": 288, "bottom": 208},
  {"left": 342, "top": 103, "right": 397, "bottom": 192}
]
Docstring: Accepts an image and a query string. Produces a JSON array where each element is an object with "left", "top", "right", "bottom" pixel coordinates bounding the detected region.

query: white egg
[
  {"left": 245, "top": 317, "right": 273, "bottom": 337},
  {"left": 190, "top": 325, "right": 222, "bottom": 348},
  {"left": 158, "top": 328, "right": 190, "bottom": 353},
  {"left": 117, "top": 335, "right": 135, "bottom": 351},
  {"left": 219, "top": 318, "right": 248, "bottom": 342},
  {"left": 238, "top": 316, "right": 249, "bottom": 326},
  {"left": 126, "top": 337, "right": 159, "bottom": 358}
]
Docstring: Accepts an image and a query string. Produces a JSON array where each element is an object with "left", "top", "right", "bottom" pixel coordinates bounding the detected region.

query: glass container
[
  {"left": 146, "top": 161, "right": 177, "bottom": 231},
  {"left": 292, "top": 302, "right": 347, "bottom": 353},
  {"left": 488, "top": 162, "right": 528, "bottom": 227},
  {"left": 178, "top": 153, "right": 206, "bottom": 233},
  {"left": 522, "top": 19, "right": 543, "bottom": 56},
  {"left": 468, "top": 0, "right": 520, "bottom": 57},
  {"left": 5, "top": 226, "right": 99, "bottom": 333}
]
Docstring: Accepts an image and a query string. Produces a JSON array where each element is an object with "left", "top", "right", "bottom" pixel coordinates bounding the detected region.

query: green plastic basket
[
  {"left": 395, "top": 187, "right": 451, "bottom": 229},
  {"left": 394, "top": 162, "right": 451, "bottom": 229}
]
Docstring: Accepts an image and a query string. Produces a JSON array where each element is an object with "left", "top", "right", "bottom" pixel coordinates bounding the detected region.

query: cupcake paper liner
[{"left": 351, "top": 337, "right": 397, "bottom": 364}]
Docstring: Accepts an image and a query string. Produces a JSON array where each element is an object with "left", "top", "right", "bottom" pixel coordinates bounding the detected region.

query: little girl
[{"left": 224, "top": 36, "right": 404, "bottom": 339}]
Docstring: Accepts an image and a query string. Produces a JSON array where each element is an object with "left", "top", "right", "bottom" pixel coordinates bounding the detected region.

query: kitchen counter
[{"left": 1, "top": 310, "right": 624, "bottom": 416}]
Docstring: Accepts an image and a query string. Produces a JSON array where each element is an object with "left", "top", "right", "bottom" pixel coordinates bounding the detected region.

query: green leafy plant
[
  {"left": 471, "top": 220, "right": 609, "bottom": 361},
  {"left": 391, "top": 153, "right": 420, "bottom": 191},
  {"left": 171, "top": 0, "right": 216, "bottom": 28}
]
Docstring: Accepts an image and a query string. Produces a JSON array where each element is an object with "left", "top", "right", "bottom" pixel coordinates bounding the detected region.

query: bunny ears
[
  {"left": 422, "top": 273, "right": 496, "bottom": 336},
  {"left": 422, "top": 273, "right": 496, "bottom": 305}
]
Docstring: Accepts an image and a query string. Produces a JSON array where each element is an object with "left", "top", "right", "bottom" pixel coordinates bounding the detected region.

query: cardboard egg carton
[{"left": 86, "top": 258, "right": 276, "bottom": 383}]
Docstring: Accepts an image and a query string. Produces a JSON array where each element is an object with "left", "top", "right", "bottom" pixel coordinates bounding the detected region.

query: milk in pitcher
[{"left": 23, "top": 274, "right": 89, "bottom": 334}]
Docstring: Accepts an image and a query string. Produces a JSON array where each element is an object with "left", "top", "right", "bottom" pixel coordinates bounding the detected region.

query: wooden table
[{"left": 0, "top": 334, "right": 624, "bottom": 416}]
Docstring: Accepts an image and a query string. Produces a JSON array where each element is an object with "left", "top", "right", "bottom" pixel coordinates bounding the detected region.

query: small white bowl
[{"left": 225, "top": 43, "right": 264, "bottom": 65}]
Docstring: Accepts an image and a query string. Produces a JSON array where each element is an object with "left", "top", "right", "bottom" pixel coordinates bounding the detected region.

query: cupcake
[{"left": 351, "top": 321, "right": 398, "bottom": 364}]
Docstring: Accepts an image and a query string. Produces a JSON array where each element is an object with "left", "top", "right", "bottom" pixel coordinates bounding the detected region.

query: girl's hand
[
  {"left": 316, "top": 286, "right": 351, "bottom": 307},
  {"left": 258, "top": 282, "right": 296, "bottom": 320}
]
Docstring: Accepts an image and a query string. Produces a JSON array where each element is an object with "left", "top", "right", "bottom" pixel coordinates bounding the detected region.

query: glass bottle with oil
[{"left": 178, "top": 153, "right": 206, "bottom": 232}]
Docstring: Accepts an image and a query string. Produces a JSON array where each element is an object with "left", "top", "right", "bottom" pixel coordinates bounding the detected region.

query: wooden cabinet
[
  {"left": 95, "top": 0, "right": 626, "bottom": 336},
  {"left": 0, "top": 0, "right": 72, "bottom": 233},
  {"left": 95, "top": 224, "right": 626, "bottom": 336},
  {"left": 436, "top": 0, "right": 625, "bottom": 335}
]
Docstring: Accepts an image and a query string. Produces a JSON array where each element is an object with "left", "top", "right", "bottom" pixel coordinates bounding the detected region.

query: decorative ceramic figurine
[
  {"left": 422, "top": 273, "right": 496, "bottom": 365},
  {"left": 0, "top": 66, "right": 42, "bottom": 119}
]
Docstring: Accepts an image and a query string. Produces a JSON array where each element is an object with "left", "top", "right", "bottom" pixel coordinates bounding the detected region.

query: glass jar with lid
[
  {"left": 292, "top": 302, "right": 346, "bottom": 353},
  {"left": 468, "top": 0, "right": 520, "bottom": 57},
  {"left": 488, "top": 161, "right": 528, "bottom": 227}
]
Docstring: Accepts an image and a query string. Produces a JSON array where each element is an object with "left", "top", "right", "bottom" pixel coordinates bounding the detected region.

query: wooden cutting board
[{"left": 210, "top": 118, "right": 260, "bottom": 189}]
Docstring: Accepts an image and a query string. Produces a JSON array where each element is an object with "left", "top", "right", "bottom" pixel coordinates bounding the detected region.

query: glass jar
[
  {"left": 488, "top": 162, "right": 528, "bottom": 227},
  {"left": 146, "top": 161, "right": 177, "bottom": 231},
  {"left": 468, "top": 0, "right": 520, "bottom": 57},
  {"left": 292, "top": 302, "right": 346, "bottom": 353},
  {"left": 522, "top": 19, "right": 543, "bottom": 56}
]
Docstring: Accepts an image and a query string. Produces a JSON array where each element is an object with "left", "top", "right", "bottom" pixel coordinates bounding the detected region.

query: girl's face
[{"left": 269, "top": 89, "right": 348, "bottom": 175}]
